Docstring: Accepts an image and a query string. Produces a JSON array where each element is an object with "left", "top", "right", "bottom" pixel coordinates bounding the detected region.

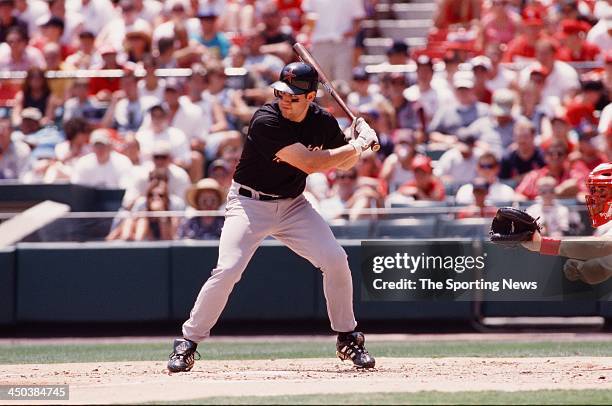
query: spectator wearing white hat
[
  {"left": 71, "top": 128, "right": 133, "bottom": 188},
  {"left": 428, "top": 70, "right": 490, "bottom": 147},
  {"left": 122, "top": 140, "right": 190, "bottom": 209}
]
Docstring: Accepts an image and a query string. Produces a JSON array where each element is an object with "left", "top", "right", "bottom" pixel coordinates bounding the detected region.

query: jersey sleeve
[{"left": 248, "top": 113, "right": 298, "bottom": 161}]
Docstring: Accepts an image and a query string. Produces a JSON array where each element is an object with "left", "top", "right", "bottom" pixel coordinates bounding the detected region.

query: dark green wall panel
[
  {"left": 171, "top": 242, "right": 318, "bottom": 321},
  {"left": 0, "top": 248, "right": 15, "bottom": 324},
  {"left": 16, "top": 243, "right": 170, "bottom": 321}
]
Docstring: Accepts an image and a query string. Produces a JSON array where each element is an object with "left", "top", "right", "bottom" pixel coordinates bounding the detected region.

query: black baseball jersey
[{"left": 234, "top": 101, "right": 346, "bottom": 198}]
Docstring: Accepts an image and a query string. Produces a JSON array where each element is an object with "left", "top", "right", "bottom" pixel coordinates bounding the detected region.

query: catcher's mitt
[{"left": 489, "top": 207, "right": 541, "bottom": 245}]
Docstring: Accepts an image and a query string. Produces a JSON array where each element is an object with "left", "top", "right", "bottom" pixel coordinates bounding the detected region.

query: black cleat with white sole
[
  {"left": 167, "top": 338, "right": 199, "bottom": 373},
  {"left": 336, "top": 332, "right": 376, "bottom": 369}
]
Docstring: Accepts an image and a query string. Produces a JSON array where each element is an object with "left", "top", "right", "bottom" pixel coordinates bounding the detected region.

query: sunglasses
[
  {"left": 274, "top": 89, "right": 302, "bottom": 103},
  {"left": 479, "top": 162, "right": 497, "bottom": 169},
  {"left": 153, "top": 154, "right": 170, "bottom": 160},
  {"left": 546, "top": 150, "right": 566, "bottom": 158},
  {"left": 148, "top": 192, "right": 167, "bottom": 199}
]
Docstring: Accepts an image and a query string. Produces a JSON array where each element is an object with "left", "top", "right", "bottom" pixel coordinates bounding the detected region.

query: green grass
[
  {"left": 151, "top": 389, "right": 612, "bottom": 405},
  {"left": 1, "top": 340, "right": 611, "bottom": 365}
]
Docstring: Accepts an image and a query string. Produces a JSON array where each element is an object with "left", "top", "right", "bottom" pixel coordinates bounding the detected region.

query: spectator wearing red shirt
[
  {"left": 434, "top": 0, "right": 481, "bottom": 29},
  {"left": 516, "top": 140, "right": 590, "bottom": 200},
  {"left": 88, "top": 45, "right": 123, "bottom": 96},
  {"left": 31, "top": 16, "right": 75, "bottom": 61},
  {"left": 396, "top": 155, "right": 446, "bottom": 202},
  {"left": 276, "top": 0, "right": 303, "bottom": 34},
  {"left": 556, "top": 19, "right": 600, "bottom": 61},
  {"left": 503, "top": 5, "right": 546, "bottom": 63},
  {"left": 540, "top": 113, "right": 578, "bottom": 154}
]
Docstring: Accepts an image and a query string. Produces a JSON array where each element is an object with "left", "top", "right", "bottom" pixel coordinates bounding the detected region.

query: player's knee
[
  {"left": 210, "top": 263, "right": 245, "bottom": 286},
  {"left": 319, "top": 246, "right": 350, "bottom": 274}
]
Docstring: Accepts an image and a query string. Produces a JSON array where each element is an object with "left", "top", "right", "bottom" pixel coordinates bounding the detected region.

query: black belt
[{"left": 238, "top": 187, "right": 284, "bottom": 201}]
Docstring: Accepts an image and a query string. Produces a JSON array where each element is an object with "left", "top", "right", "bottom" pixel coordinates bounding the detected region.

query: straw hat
[{"left": 186, "top": 178, "right": 225, "bottom": 208}]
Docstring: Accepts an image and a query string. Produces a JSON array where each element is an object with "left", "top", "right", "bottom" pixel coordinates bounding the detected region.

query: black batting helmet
[{"left": 271, "top": 62, "right": 318, "bottom": 95}]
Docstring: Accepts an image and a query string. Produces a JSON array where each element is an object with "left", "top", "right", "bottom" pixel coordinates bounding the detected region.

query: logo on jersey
[
  {"left": 272, "top": 144, "right": 323, "bottom": 164},
  {"left": 605, "top": 204, "right": 612, "bottom": 219}
]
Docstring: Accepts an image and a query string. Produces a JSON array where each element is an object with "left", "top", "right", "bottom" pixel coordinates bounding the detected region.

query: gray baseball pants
[{"left": 182, "top": 182, "right": 357, "bottom": 342}]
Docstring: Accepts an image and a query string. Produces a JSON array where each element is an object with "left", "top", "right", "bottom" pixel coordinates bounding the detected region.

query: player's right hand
[
  {"left": 563, "top": 259, "right": 584, "bottom": 281},
  {"left": 351, "top": 118, "right": 379, "bottom": 151}
]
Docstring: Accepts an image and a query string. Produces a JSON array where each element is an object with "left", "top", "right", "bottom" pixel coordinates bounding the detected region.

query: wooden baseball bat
[{"left": 292, "top": 43, "right": 380, "bottom": 152}]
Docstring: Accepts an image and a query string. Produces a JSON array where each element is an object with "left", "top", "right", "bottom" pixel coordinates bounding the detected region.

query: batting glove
[{"left": 350, "top": 117, "right": 379, "bottom": 152}]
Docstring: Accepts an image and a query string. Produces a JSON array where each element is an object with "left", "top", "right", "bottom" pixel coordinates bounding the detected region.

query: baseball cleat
[
  {"left": 167, "top": 338, "right": 199, "bottom": 373},
  {"left": 336, "top": 332, "right": 376, "bottom": 369}
]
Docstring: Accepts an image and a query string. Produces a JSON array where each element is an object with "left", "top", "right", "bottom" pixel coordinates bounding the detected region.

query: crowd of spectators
[{"left": 0, "top": 0, "right": 611, "bottom": 240}]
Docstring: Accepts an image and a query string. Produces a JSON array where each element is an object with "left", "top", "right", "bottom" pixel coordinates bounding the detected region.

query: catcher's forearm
[{"left": 540, "top": 237, "right": 612, "bottom": 260}]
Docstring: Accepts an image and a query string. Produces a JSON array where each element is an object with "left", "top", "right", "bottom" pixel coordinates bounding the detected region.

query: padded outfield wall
[{"left": 0, "top": 241, "right": 609, "bottom": 325}]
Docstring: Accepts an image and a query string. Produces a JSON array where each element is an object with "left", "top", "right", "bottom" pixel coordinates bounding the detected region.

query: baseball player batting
[
  {"left": 167, "top": 61, "right": 378, "bottom": 372},
  {"left": 490, "top": 163, "right": 612, "bottom": 285}
]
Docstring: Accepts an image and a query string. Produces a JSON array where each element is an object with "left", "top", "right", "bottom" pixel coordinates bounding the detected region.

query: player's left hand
[{"left": 490, "top": 207, "right": 541, "bottom": 247}]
